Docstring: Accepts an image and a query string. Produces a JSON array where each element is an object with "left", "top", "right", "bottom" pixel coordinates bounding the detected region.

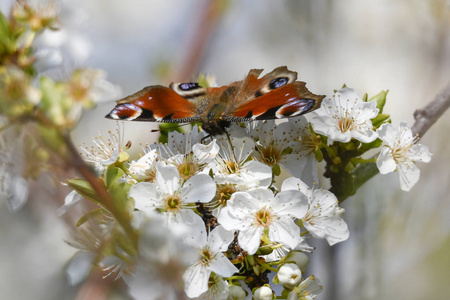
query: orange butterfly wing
[
  {"left": 229, "top": 82, "right": 324, "bottom": 121},
  {"left": 106, "top": 85, "right": 201, "bottom": 123}
]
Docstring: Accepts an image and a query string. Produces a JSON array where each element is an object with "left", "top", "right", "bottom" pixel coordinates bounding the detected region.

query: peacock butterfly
[{"left": 105, "top": 66, "right": 325, "bottom": 135}]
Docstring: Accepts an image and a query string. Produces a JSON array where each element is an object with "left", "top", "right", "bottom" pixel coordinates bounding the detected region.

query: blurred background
[{"left": 1, "top": 0, "right": 450, "bottom": 299}]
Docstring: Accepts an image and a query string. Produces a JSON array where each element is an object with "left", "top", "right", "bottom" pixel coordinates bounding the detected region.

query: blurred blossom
[
  {"left": 0, "top": 66, "right": 41, "bottom": 118},
  {"left": 67, "top": 69, "right": 121, "bottom": 105},
  {"left": 56, "top": 190, "right": 83, "bottom": 216},
  {"left": 12, "top": 1, "right": 58, "bottom": 32},
  {"left": 0, "top": 127, "right": 29, "bottom": 211},
  {"left": 125, "top": 217, "right": 197, "bottom": 300},
  {"left": 31, "top": 1, "right": 92, "bottom": 71}
]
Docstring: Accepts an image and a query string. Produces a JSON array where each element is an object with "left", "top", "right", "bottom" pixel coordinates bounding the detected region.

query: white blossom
[
  {"left": 212, "top": 136, "right": 272, "bottom": 188},
  {"left": 128, "top": 162, "right": 216, "bottom": 244},
  {"left": 281, "top": 177, "right": 349, "bottom": 246},
  {"left": 217, "top": 188, "right": 308, "bottom": 255},
  {"left": 311, "top": 87, "right": 378, "bottom": 144},
  {"left": 149, "top": 125, "right": 219, "bottom": 180},
  {"left": 247, "top": 118, "right": 318, "bottom": 185},
  {"left": 287, "top": 276, "right": 323, "bottom": 300},
  {"left": 129, "top": 149, "right": 158, "bottom": 181},
  {"left": 79, "top": 127, "right": 126, "bottom": 174},
  {"left": 183, "top": 226, "right": 237, "bottom": 298},
  {"left": 376, "top": 122, "right": 431, "bottom": 191}
]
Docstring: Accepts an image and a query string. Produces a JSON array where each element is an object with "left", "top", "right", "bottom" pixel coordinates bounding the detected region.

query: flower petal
[
  {"left": 208, "top": 225, "right": 235, "bottom": 253},
  {"left": 398, "top": 161, "right": 420, "bottom": 191},
  {"left": 155, "top": 162, "right": 180, "bottom": 194},
  {"left": 269, "top": 217, "right": 301, "bottom": 249},
  {"left": 270, "top": 190, "right": 308, "bottom": 219},
  {"left": 238, "top": 225, "right": 263, "bottom": 255},
  {"left": 210, "top": 252, "right": 238, "bottom": 277},
  {"left": 281, "top": 177, "right": 313, "bottom": 198},
  {"left": 128, "top": 182, "right": 161, "bottom": 211},
  {"left": 183, "top": 264, "right": 210, "bottom": 298},
  {"left": 181, "top": 174, "right": 216, "bottom": 203},
  {"left": 377, "top": 147, "right": 397, "bottom": 174}
]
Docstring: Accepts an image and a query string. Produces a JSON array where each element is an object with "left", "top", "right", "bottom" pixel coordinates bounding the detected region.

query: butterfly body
[{"left": 106, "top": 66, "right": 325, "bottom": 135}]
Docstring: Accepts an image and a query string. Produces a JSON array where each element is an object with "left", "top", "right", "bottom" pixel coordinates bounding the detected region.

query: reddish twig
[{"left": 170, "top": 0, "right": 225, "bottom": 81}]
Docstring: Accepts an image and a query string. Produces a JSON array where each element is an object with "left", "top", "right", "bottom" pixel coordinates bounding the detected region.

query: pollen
[
  {"left": 254, "top": 207, "right": 274, "bottom": 227},
  {"left": 216, "top": 183, "right": 236, "bottom": 207},
  {"left": 164, "top": 194, "right": 182, "bottom": 212},
  {"left": 338, "top": 116, "right": 355, "bottom": 133},
  {"left": 225, "top": 160, "right": 238, "bottom": 173},
  {"left": 258, "top": 143, "right": 281, "bottom": 166}
]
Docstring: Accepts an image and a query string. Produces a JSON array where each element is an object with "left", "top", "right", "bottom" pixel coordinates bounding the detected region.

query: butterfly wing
[
  {"left": 106, "top": 85, "right": 202, "bottom": 123},
  {"left": 226, "top": 66, "right": 325, "bottom": 121}
]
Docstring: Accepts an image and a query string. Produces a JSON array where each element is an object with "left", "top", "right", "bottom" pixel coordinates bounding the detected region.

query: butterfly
[{"left": 105, "top": 66, "right": 325, "bottom": 135}]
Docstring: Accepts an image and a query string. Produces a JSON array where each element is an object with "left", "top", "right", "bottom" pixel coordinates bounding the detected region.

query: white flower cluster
[
  {"left": 65, "top": 87, "right": 432, "bottom": 300},
  {"left": 72, "top": 120, "right": 348, "bottom": 299},
  {"left": 311, "top": 87, "right": 431, "bottom": 191}
]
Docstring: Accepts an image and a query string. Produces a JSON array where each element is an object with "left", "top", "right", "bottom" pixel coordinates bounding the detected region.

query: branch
[
  {"left": 63, "top": 133, "right": 138, "bottom": 245},
  {"left": 169, "top": 0, "right": 225, "bottom": 81},
  {"left": 412, "top": 82, "right": 450, "bottom": 139},
  {"left": 340, "top": 81, "right": 450, "bottom": 201}
]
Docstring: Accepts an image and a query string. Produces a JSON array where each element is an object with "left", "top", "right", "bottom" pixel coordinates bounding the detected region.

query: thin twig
[
  {"left": 63, "top": 133, "right": 138, "bottom": 245},
  {"left": 170, "top": 0, "right": 225, "bottom": 81},
  {"left": 31, "top": 109, "right": 138, "bottom": 245},
  {"left": 412, "top": 82, "right": 450, "bottom": 139}
]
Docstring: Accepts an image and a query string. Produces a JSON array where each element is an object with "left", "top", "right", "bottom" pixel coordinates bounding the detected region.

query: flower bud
[
  {"left": 286, "top": 251, "right": 310, "bottom": 273},
  {"left": 253, "top": 285, "right": 274, "bottom": 300},
  {"left": 228, "top": 285, "right": 246, "bottom": 300},
  {"left": 277, "top": 263, "right": 302, "bottom": 290}
]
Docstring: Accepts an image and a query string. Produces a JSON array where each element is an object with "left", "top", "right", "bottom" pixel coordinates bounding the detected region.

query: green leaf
[
  {"left": 67, "top": 178, "right": 103, "bottom": 203},
  {"left": 76, "top": 208, "right": 108, "bottom": 227},
  {"left": 371, "top": 113, "right": 390, "bottom": 129},
  {"left": 108, "top": 181, "right": 132, "bottom": 216},
  {"left": 314, "top": 148, "right": 323, "bottom": 162},
  {"left": 105, "top": 165, "right": 125, "bottom": 189},
  {"left": 359, "top": 138, "right": 383, "bottom": 153},
  {"left": 0, "top": 11, "right": 12, "bottom": 51},
  {"left": 369, "top": 90, "right": 388, "bottom": 113},
  {"left": 36, "top": 124, "right": 67, "bottom": 156},
  {"left": 272, "top": 163, "right": 281, "bottom": 176},
  {"left": 273, "top": 274, "right": 279, "bottom": 285},
  {"left": 158, "top": 123, "right": 184, "bottom": 144}
]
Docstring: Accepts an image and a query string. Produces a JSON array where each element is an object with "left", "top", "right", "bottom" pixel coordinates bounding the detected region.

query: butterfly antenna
[{"left": 225, "top": 130, "right": 238, "bottom": 162}]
